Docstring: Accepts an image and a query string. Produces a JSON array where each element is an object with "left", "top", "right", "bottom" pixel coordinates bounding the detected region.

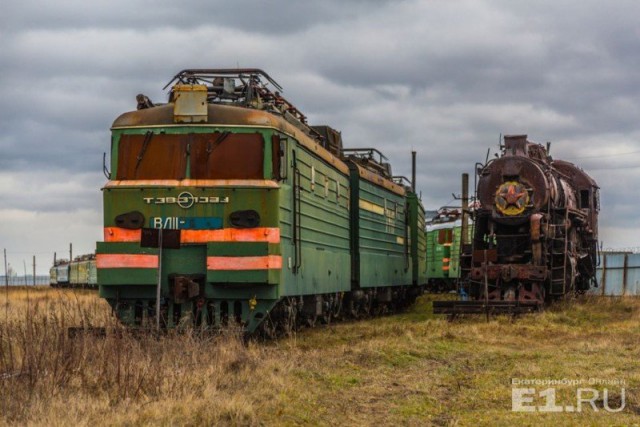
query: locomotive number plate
[{"left": 150, "top": 216, "right": 223, "bottom": 230}]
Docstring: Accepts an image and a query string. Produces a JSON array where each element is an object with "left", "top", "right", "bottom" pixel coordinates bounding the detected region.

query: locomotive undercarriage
[
  {"left": 434, "top": 208, "right": 594, "bottom": 317},
  {"left": 107, "top": 285, "right": 422, "bottom": 338},
  {"left": 259, "top": 286, "right": 421, "bottom": 338}
]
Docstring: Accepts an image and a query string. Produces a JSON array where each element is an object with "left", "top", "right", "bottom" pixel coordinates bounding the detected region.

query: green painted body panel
[
  {"left": 100, "top": 127, "right": 284, "bottom": 329},
  {"left": 425, "top": 221, "right": 469, "bottom": 282},
  {"left": 426, "top": 234, "right": 450, "bottom": 279},
  {"left": 101, "top": 184, "right": 280, "bottom": 286},
  {"left": 68, "top": 260, "right": 96, "bottom": 286},
  {"left": 49, "top": 267, "right": 57, "bottom": 285},
  {"left": 88, "top": 261, "right": 97, "bottom": 285},
  {"left": 98, "top": 269, "right": 158, "bottom": 286},
  {"left": 99, "top": 285, "right": 156, "bottom": 300},
  {"left": 206, "top": 242, "right": 275, "bottom": 256},
  {"left": 407, "top": 193, "right": 427, "bottom": 285},
  {"left": 103, "top": 186, "right": 279, "bottom": 230},
  {"left": 278, "top": 142, "right": 351, "bottom": 296},
  {"left": 349, "top": 165, "right": 410, "bottom": 288},
  {"left": 99, "top": 126, "right": 356, "bottom": 330},
  {"left": 97, "top": 242, "right": 158, "bottom": 285},
  {"left": 206, "top": 269, "right": 273, "bottom": 284},
  {"left": 205, "top": 242, "right": 279, "bottom": 284},
  {"left": 164, "top": 245, "right": 207, "bottom": 277}
]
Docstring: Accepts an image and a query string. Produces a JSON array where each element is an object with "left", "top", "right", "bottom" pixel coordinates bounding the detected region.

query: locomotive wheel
[
  {"left": 332, "top": 300, "right": 343, "bottom": 320},
  {"left": 330, "top": 293, "right": 343, "bottom": 321},
  {"left": 306, "top": 312, "right": 318, "bottom": 328},
  {"left": 373, "top": 301, "right": 390, "bottom": 317},
  {"left": 283, "top": 309, "right": 298, "bottom": 335},
  {"left": 322, "top": 312, "right": 332, "bottom": 326},
  {"left": 282, "top": 298, "right": 302, "bottom": 335},
  {"left": 260, "top": 315, "right": 278, "bottom": 339}
]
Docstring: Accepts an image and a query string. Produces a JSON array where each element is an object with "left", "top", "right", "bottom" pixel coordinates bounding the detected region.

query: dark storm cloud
[
  {"left": 1, "top": 0, "right": 395, "bottom": 35},
  {"left": 2, "top": 0, "right": 640, "bottom": 274},
  {"left": 298, "top": 0, "right": 640, "bottom": 138},
  {"left": 0, "top": 171, "right": 102, "bottom": 213}
]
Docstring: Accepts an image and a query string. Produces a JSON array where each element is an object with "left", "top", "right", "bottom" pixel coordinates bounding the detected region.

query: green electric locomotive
[
  {"left": 97, "top": 69, "right": 425, "bottom": 333},
  {"left": 425, "top": 207, "right": 465, "bottom": 292},
  {"left": 50, "top": 254, "right": 97, "bottom": 288}
]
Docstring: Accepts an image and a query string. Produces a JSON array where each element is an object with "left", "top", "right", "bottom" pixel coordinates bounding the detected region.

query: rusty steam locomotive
[{"left": 435, "top": 135, "right": 599, "bottom": 314}]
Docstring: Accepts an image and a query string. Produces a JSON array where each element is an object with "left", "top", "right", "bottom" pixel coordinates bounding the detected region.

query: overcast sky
[{"left": 2, "top": 0, "right": 639, "bottom": 274}]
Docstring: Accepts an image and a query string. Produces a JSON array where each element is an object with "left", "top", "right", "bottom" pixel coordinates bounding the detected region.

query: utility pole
[
  {"left": 3, "top": 249, "right": 8, "bottom": 288},
  {"left": 33, "top": 256, "right": 36, "bottom": 286},
  {"left": 461, "top": 173, "right": 470, "bottom": 246},
  {"left": 411, "top": 151, "right": 417, "bottom": 192},
  {"left": 4, "top": 248, "right": 8, "bottom": 309}
]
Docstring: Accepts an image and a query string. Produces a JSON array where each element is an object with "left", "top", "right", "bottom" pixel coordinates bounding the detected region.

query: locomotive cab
[{"left": 98, "top": 80, "right": 294, "bottom": 330}]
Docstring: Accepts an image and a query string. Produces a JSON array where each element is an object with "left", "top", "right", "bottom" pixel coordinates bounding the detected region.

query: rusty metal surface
[
  {"left": 116, "top": 133, "right": 186, "bottom": 180},
  {"left": 470, "top": 264, "right": 547, "bottom": 282},
  {"left": 471, "top": 249, "right": 498, "bottom": 263},
  {"left": 190, "top": 133, "right": 264, "bottom": 180},
  {"left": 552, "top": 159, "right": 598, "bottom": 189},
  {"left": 171, "top": 275, "right": 200, "bottom": 303},
  {"left": 112, "top": 103, "right": 351, "bottom": 176},
  {"left": 478, "top": 155, "right": 549, "bottom": 213},
  {"left": 552, "top": 159, "right": 599, "bottom": 237},
  {"left": 437, "top": 134, "right": 600, "bottom": 312},
  {"left": 112, "top": 69, "right": 355, "bottom": 177},
  {"left": 173, "top": 84, "right": 208, "bottom": 123},
  {"left": 530, "top": 213, "right": 543, "bottom": 265},
  {"left": 116, "top": 132, "right": 265, "bottom": 181},
  {"left": 351, "top": 162, "right": 405, "bottom": 196}
]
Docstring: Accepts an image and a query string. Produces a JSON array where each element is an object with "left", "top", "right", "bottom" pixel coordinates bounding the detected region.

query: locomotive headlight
[{"left": 495, "top": 181, "right": 529, "bottom": 215}]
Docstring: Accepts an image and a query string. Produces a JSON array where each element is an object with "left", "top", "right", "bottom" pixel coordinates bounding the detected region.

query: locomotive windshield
[{"left": 115, "top": 132, "right": 264, "bottom": 180}]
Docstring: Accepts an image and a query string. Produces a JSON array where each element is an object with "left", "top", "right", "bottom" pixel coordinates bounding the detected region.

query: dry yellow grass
[{"left": 1, "top": 287, "right": 639, "bottom": 426}]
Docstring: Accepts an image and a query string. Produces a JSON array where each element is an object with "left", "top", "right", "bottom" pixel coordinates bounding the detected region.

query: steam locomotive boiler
[{"left": 435, "top": 135, "right": 599, "bottom": 315}]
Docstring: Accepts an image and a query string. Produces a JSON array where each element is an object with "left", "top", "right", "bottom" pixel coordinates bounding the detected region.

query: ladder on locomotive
[{"left": 547, "top": 203, "right": 570, "bottom": 297}]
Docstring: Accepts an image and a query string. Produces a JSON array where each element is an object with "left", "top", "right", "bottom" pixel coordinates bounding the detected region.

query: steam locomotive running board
[{"left": 432, "top": 300, "right": 541, "bottom": 316}]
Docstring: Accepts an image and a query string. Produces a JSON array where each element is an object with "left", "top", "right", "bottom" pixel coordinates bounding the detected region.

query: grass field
[{"left": 1, "top": 287, "right": 638, "bottom": 426}]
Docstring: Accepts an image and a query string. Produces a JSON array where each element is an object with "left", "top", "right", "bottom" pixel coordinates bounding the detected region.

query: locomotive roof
[
  {"left": 112, "top": 103, "right": 404, "bottom": 195},
  {"left": 551, "top": 159, "right": 599, "bottom": 190},
  {"left": 112, "top": 69, "right": 406, "bottom": 195},
  {"left": 112, "top": 102, "right": 351, "bottom": 176},
  {"left": 426, "top": 219, "right": 462, "bottom": 231}
]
